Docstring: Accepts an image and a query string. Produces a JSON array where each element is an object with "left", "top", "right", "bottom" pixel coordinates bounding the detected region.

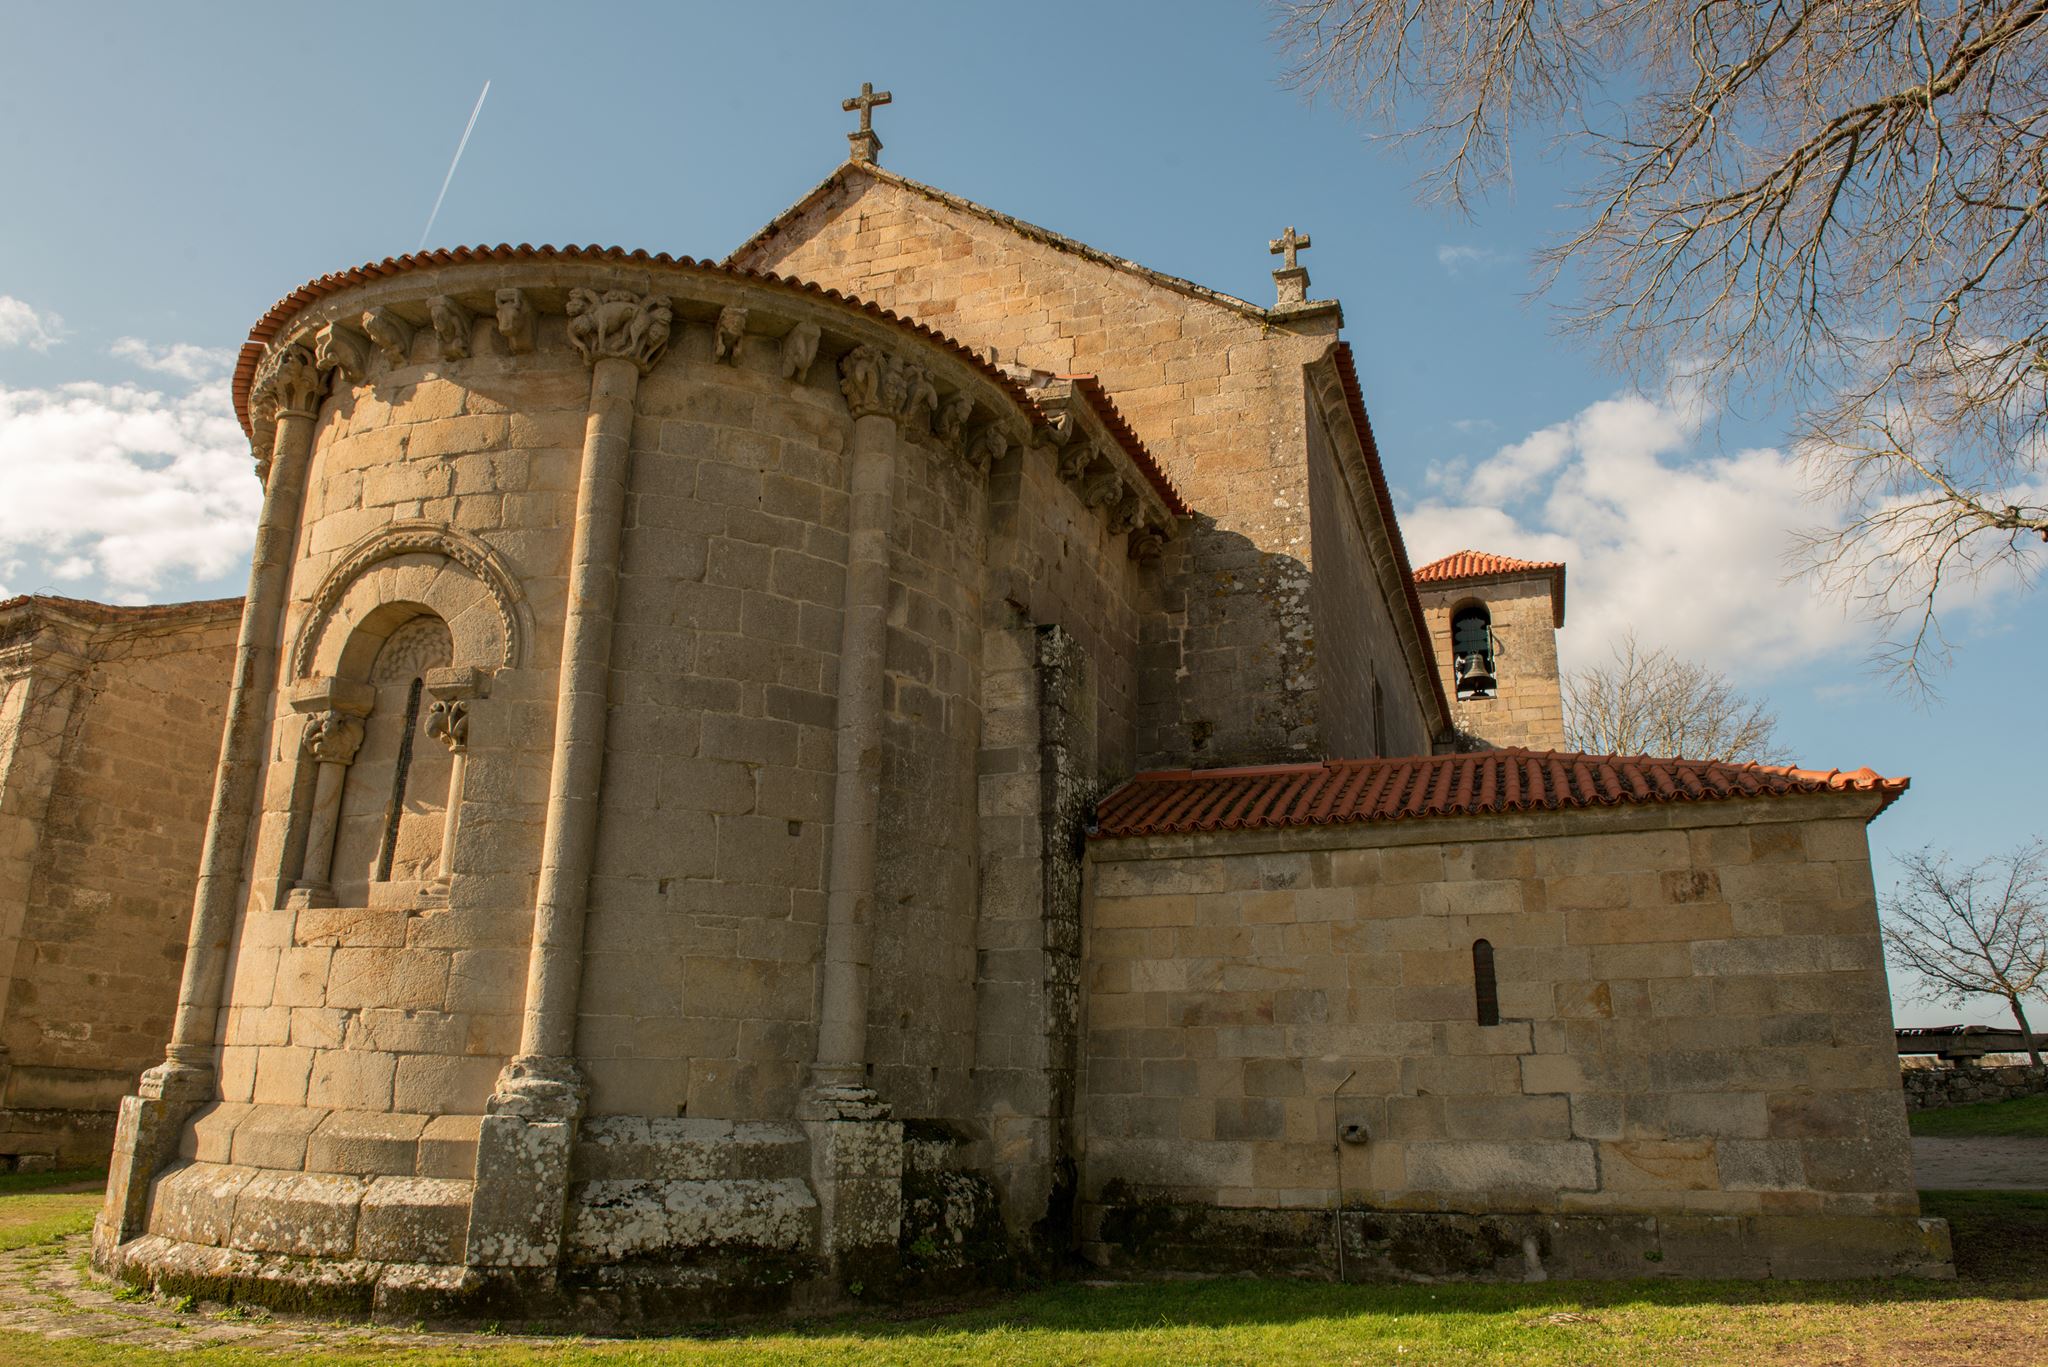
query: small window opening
[
  {"left": 1472, "top": 938, "right": 1500, "bottom": 1026},
  {"left": 1451, "top": 604, "right": 1499, "bottom": 701},
  {"left": 375, "top": 676, "right": 425, "bottom": 882}
]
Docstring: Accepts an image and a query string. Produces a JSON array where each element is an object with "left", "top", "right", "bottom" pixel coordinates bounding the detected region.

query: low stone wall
[{"left": 1902, "top": 1064, "right": 2048, "bottom": 1112}]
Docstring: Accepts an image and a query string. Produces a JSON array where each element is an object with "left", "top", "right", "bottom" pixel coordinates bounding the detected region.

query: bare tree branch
[
  {"left": 1274, "top": 0, "right": 2048, "bottom": 686},
  {"left": 1562, "top": 630, "right": 1791, "bottom": 762},
  {"left": 1880, "top": 840, "right": 2048, "bottom": 1065}
]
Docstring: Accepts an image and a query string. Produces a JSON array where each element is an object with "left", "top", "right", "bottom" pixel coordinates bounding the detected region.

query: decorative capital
[
  {"left": 426, "top": 698, "right": 469, "bottom": 754},
  {"left": 567, "top": 288, "right": 672, "bottom": 373},
  {"left": 249, "top": 341, "right": 326, "bottom": 422},
  {"left": 313, "top": 323, "right": 372, "bottom": 385},
  {"left": 494, "top": 288, "right": 536, "bottom": 355},
  {"left": 361, "top": 307, "right": 414, "bottom": 365},
  {"left": 1108, "top": 492, "right": 1145, "bottom": 535},
  {"left": 302, "top": 709, "right": 366, "bottom": 766},
  {"left": 428, "top": 295, "right": 473, "bottom": 361},
  {"left": 780, "top": 321, "right": 821, "bottom": 382},
  {"left": 1128, "top": 521, "right": 1170, "bottom": 562},
  {"left": 713, "top": 305, "right": 747, "bottom": 365}
]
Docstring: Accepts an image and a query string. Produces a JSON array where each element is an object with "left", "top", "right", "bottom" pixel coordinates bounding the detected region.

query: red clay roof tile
[
  {"left": 1090, "top": 749, "right": 1907, "bottom": 839},
  {"left": 230, "top": 246, "right": 1187, "bottom": 516},
  {"left": 1414, "top": 549, "right": 1567, "bottom": 627}
]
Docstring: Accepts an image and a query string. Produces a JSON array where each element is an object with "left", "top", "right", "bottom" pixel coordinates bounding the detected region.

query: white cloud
[
  {"left": 1435, "top": 244, "right": 1510, "bottom": 275},
  {"left": 1403, "top": 385, "right": 1868, "bottom": 678},
  {"left": 0, "top": 296, "right": 64, "bottom": 351},
  {"left": 0, "top": 375, "right": 259, "bottom": 600},
  {"left": 110, "top": 337, "right": 236, "bottom": 383}
]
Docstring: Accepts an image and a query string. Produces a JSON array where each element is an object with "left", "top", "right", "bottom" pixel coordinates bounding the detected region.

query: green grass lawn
[
  {"left": 0, "top": 1168, "right": 100, "bottom": 1253},
  {"left": 1909, "top": 1093, "right": 2048, "bottom": 1138},
  {"left": 0, "top": 1182, "right": 2037, "bottom": 1366}
]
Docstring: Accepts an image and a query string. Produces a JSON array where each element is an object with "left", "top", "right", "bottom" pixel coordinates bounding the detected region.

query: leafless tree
[
  {"left": 1882, "top": 842, "right": 2048, "bottom": 1066},
  {"left": 1563, "top": 632, "right": 1789, "bottom": 763},
  {"left": 1274, "top": 2, "right": 2048, "bottom": 687}
]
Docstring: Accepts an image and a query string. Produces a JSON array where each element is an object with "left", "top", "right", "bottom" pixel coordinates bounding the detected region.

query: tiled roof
[
  {"left": 1414, "top": 549, "right": 1567, "bottom": 627},
  {"left": 1090, "top": 749, "right": 1908, "bottom": 839},
  {"left": 232, "top": 245, "right": 1177, "bottom": 516}
]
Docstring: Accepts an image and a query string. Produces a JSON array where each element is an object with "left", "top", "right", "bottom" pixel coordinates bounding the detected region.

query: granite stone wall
[
  {"left": 1079, "top": 795, "right": 1944, "bottom": 1279},
  {"left": 0, "top": 598, "right": 240, "bottom": 1165}
]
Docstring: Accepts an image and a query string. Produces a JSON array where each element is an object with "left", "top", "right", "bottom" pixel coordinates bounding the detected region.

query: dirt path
[{"left": 1913, "top": 1137, "right": 2048, "bottom": 1189}]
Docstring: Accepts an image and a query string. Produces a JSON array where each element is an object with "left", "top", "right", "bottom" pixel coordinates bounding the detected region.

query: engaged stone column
[
  {"left": 284, "top": 680, "right": 373, "bottom": 910},
  {"left": 424, "top": 665, "right": 485, "bottom": 893},
  {"left": 99, "top": 339, "right": 327, "bottom": 1263},
  {"left": 470, "top": 288, "right": 668, "bottom": 1277},
  {"left": 801, "top": 344, "right": 909, "bottom": 1288}
]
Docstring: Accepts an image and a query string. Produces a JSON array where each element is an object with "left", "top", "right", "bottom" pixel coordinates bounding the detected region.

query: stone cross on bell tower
[
  {"left": 1269, "top": 225, "right": 1313, "bottom": 307},
  {"left": 842, "top": 81, "right": 894, "bottom": 165}
]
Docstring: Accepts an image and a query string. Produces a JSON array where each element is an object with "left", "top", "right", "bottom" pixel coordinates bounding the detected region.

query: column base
[
  {"left": 286, "top": 883, "right": 336, "bottom": 910},
  {"left": 487, "top": 1055, "right": 586, "bottom": 1122}
]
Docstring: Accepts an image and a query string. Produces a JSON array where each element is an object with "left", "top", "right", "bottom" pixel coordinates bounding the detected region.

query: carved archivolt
[{"left": 290, "top": 521, "right": 530, "bottom": 681}]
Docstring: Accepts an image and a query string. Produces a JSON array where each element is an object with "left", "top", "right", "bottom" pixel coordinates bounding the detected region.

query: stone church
[{"left": 68, "top": 99, "right": 1945, "bottom": 1318}]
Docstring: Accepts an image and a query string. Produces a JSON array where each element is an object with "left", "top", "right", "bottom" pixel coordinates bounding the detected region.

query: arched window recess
[{"left": 1451, "top": 602, "right": 1500, "bottom": 701}]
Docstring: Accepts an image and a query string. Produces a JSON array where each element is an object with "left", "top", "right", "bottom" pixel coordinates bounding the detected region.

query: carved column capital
[
  {"left": 426, "top": 698, "right": 469, "bottom": 754},
  {"left": 301, "top": 710, "right": 366, "bottom": 766},
  {"left": 566, "top": 288, "right": 672, "bottom": 373},
  {"left": 249, "top": 341, "right": 326, "bottom": 422},
  {"left": 838, "top": 344, "right": 892, "bottom": 419}
]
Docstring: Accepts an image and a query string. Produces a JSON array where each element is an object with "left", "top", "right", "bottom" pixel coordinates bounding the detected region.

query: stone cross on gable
[
  {"left": 842, "top": 81, "right": 893, "bottom": 165},
  {"left": 1269, "top": 225, "right": 1311, "bottom": 271},
  {"left": 1269, "top": 224, "right": 1315, "bottom": 309}
]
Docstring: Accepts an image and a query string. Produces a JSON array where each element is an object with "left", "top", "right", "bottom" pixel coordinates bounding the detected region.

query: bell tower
[{"left": 1413, "top": 551, "right": 1567, "bottom": 751}]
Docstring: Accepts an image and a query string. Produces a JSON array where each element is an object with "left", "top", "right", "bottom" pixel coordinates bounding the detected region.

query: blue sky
[{"left": 0, "top": 2, "right": 2035, "bottom": 1026}]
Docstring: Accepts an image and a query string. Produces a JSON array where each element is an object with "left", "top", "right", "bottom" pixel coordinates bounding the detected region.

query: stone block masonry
[
  {"left": 1080, "top": 792, "right": 1949, "bottom": 1281},
  {"left": 0, "top": 595, "right": 241, "bottom": 1167}
]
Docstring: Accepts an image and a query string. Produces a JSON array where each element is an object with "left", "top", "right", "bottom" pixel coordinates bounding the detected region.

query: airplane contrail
[{"left": 418, "top": 81, "right": 491, "bottom": 252}]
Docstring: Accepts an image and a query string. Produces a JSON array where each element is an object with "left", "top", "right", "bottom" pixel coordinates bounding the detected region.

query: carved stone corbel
[
  {"left": 361, "top": 307, "right": 414, "bottom": 366},
  {"left": 494, "top": 288, "right": 536, "bottom": 355},
  {"left": 839, "top": 344, "right": 889, "bottom": 419},
  {"left": 428, "top": 296, "right": 473, "bottom": 360},
  {"left": 1084, "top": 470, "right": 1127, "bottom": 511},
  {"left": 713, "top": 306, "right": 747, "bottom": 365},
  {"left": 781, "top": 321, "right": 821, "bottom": 382},
  {"left": 1057, "top": 440, "right": 1098, "bottom": 485},
  {"left": 967, "top": 424, "right": 1009, "bottom": 475},
  {"left": 1107, "top": 492, "right": 1145, "bottom": 535},
  {"left": 566, "top": 288, "right": 672, "bottom": 373},
  {"left": 1034, "top": 404, "right": 1076, "bottom": 449},
  {"left": 935, "top": 393, "right": 973, "bottom": 451},
  {"left": 249, "top": 341, "right": 326, "bottom": 423},
  {"left": 313, "top": 323, "right": 372, "bottom": 385},
  {"left": 898, "top": 361, "right": 939, "bottom": 437},
  {"left": 1128, "top": 521, "right": 1170, "bottom": 562}
]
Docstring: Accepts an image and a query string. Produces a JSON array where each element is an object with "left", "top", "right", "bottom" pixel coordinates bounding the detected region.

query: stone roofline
[
  {"left": 726, "top": 160, "right": 1344, "bottom": 329},
  {"left": 227, "top": 247, "right": 1186, "bottom": 547},
  {"left": 0, "top": 594, "right": 244, "bottom": 663}
]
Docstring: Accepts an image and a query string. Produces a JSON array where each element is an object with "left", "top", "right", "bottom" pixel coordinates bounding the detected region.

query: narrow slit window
[
  {"left": 375, "top": 676, "right": 425, "bottom": 882},
  {"left": 1472, "top": 938, "right": 1500, "bottom": 1026}
]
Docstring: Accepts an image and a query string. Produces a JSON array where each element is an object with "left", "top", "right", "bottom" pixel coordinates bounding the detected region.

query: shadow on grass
[{"left": 0, "top": 1168, "right": 103, "bottom": 1197}]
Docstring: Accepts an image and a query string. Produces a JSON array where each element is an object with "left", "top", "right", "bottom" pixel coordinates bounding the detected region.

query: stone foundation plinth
[{"left": 1085, "top": 1201, "right": 1955, "bottom": 1283}]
